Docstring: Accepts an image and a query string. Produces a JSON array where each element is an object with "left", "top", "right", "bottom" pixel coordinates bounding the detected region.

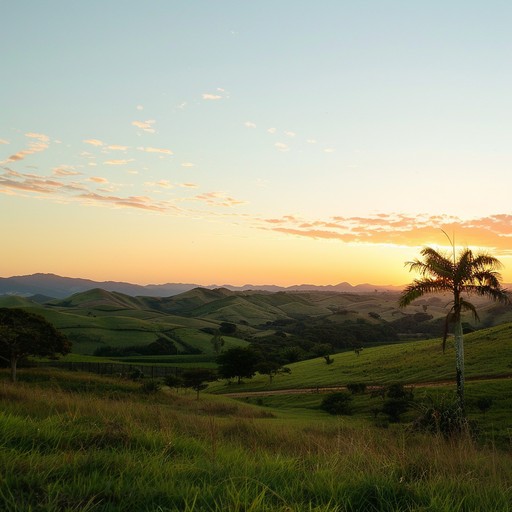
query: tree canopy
[
  {"left": 0, "top": 308, "right": 71, "bottom": 382},
  {"left": 216, "top": 346, "right": 260, "bottom": 384}
]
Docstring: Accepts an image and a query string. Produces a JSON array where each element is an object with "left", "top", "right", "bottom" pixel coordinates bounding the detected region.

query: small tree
[
  {"left": 255, "top": 360, "right": 291, "bottom": 383},
  {"left": 216, "top": 347, "right": 260, "bottom": 384},
  {"left": 181, "top": 368, "right": 217, "bottom": 399},
  {"left": 163, "top": 374, "right": 183, "bottom": 392},
  {"left": 0, "top": 308, "right": 71, "bottom": 382},
  {"left": 381, "top": 383, "right": 414, "bottom": 423},
  {"left": 210, "top": 333, "right": 225, "bottom": 355}
]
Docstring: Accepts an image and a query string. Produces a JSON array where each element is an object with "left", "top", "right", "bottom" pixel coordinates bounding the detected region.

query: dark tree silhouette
[
  {"left": 216, "top": 347, "right": 260, "bottom": 384},
  {"left": 0, "top": 308, "right": 71, "bottom": 382}
]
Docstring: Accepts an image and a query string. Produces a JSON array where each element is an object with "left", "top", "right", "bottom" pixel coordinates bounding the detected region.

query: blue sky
[{"left": 2, "top": 1, "right": 512, "bottom": 285}]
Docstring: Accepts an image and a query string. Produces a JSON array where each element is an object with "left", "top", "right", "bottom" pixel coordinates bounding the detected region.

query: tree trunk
[
  {"left": 10, "top": 355, "right": 18, "bottom": 383},
  {"left": 454, "top": 319, "right": 465, "bottom": 413}
]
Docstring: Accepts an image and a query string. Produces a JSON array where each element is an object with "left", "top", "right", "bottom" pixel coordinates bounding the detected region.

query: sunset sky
[{"left": 2, "top": 1, "right": 512, "bottom": 287}]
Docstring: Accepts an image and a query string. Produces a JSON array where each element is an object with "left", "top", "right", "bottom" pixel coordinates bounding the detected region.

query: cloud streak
[
  {"left": 257, "top": 212, "right": 512, "bottom": 255},
  {"left": 131, "top": 120, "right": 156, "bottom": 133},
  {"left": 192, "top": 191, "right": 247, "bottom": 208}
]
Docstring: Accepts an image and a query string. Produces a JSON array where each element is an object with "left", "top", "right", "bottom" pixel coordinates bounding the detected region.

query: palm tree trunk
[{"left": 454, "top": 319, "right": 465, "bottom": 413}]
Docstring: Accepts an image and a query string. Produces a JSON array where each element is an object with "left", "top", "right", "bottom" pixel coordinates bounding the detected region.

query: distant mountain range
[{"left": 0, "top": 273, "right": 404, "bottom": 299}]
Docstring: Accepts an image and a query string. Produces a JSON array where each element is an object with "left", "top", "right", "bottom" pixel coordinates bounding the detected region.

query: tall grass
[{"left": 1, "top": 369, "right": 511, "bottom": 511}]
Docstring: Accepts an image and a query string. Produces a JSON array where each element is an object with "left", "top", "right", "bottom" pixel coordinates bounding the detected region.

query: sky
[{"left": 2, "top": 1, "right": 512, "bottom": 286}]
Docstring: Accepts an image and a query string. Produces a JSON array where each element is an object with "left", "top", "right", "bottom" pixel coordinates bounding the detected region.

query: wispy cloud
[
  {"left": 78, "top": 192, "right": 170, "bottom": 212},
  {"left": 244, "top": 121, "right": 256, "bottom": 128},
  {"left": 104, "top": 159, "right": 134, "bottom": 166},
  {"left": 180, "top": 183, "right": 197, "bottom": 188},
  {"left": 107, "top": 145, "right": 129, "bottom": 151},
  {"left": 267, "top": 128, "right": 277, "bottom": 134},
  {"left": 131, "top": 120, "right": 156, "bottom": 133},
  {"left": 83, "top": 139, "right": 104, "bottom": 147},
  {"left": 0, "top": 139, "right": 9, "bottom": 145},
  {"left": 284, "top": 131, "right": 296, "bottom": 137},
  {"left": 0, "top": 167, "right": 179, "bottom": 214},
  {"left": 145, "top": 180, "right": 172, "bottom": 188},
  {"left": 274, "top": 142, "right": 289, "bottom": 152},
  {"left": 3, "top": 139, "right": 49, "bottom": 163},
  {"left": 25, "top": 132, "right": 50, "bottom": 142},
  {"left": 53, "top": 166, "right": 81, "bottom": 176},
  {"left": 193, "top": 191, "right": 246, "bottom": 207},
  {"left": 137, "top": 146, "right": 173, "bottom": 155},
  {"left": 202, "top": 93, "right": 222, "bottom": 100},
  {"left": 181, "top": 162, "right": 195, "bottom": 168}
]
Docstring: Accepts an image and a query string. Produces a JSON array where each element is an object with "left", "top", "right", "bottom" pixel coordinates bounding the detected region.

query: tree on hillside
[
  {"left": 0, "top": 308, "right": 71, "bottom": 382},
  {"left": 399, "top": 239, "right": 509, "bottom": 413},
  {"left": 254, "top": 360, "right": 291, "bottom": 383},
  {"left": 181, "top": 368, "right": 217, "bottom": 399},
  {"left": 216, "top": 346, "right": 260, "bottom": 384},
  {"left": 210, "top": 333, "right": 225, "bottom": 355}
]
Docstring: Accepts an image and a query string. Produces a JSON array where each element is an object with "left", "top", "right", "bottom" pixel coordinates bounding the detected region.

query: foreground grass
[{"left": 1, "top": 369, "right": 511, "bottom": 511}]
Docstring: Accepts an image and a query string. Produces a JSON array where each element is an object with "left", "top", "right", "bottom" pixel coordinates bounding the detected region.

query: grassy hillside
[{"left": 211, "top": 322, "right": 512, "bottom": 392}]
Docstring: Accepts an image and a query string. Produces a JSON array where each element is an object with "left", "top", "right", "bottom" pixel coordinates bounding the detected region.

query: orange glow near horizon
[{"left": 3, "top": 201, "right": 511, "bottom": 287}]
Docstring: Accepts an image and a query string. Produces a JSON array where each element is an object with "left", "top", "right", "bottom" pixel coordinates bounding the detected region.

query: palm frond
[
  {"left": 399, "top": 278, "right": 451, "bottom": 308},
  {"left": 459, "top": 299, "right": 479, "bottom": 322},
  {"left": 454, "top": 249, "right": 474, "bottom": 285},
  {"left": 471, "top": 270, "right": 502, "bottom": 289},
  {"left": 464, "top": 285, "right": 511, "bottom": 304},
  {"left": 419, "top": 247, "right": 453, "bottom": 279},
  {"left": 472, "top": 253, "right": 503, "bottom": 271}
]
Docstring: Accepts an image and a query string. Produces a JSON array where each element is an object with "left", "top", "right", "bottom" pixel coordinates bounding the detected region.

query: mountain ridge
[{"left": 0, "top": 273, "right": 404, "bottom": 299}]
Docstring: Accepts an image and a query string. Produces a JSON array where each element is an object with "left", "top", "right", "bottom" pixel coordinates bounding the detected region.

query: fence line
[{"left": 36, "top": 360, "right": 192, "bottom": 378}]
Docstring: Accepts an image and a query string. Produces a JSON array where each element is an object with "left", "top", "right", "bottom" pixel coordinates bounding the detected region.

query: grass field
[
  {"left": 1, "top": 367, "right": 511, "bottom": 511},
  {"left": 208, "top": 323, "right": 512, "bottom": 394}
]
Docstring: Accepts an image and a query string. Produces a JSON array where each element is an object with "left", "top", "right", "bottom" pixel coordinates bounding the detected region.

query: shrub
[
  {"left": 163, "top": 374, "right": 183, "bottom": 390},
  {"left": 320, "top": 392, "right": 353, "bottom": 415},
  {"left": 475, "top": 396, "right": 493, "bottom": 415},
  {"left": 382, "top": 398, "right": 410, "bottom": 422},
  {"left": 141, "top": 380, "right": 161, "bottom": 394},
  {"left": 346, "top": 382, "right": 367, "bottom": 394},
  {"left": 376, "top": 383, "right": 414, "bottom": 423},
  {"left": 413, "top": 397, "right": 472, "bottom": 438}
]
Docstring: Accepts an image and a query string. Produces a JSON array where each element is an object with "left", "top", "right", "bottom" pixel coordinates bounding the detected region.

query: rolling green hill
[{"left": 1, "top": 286, "right": 511, "bottom": 361}]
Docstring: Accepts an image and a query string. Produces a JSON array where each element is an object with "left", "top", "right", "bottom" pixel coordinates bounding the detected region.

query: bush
[
  {"left": 374, "top": 383, "right": 414, "bottom": 423},
  {"left": 413, "top": 397, "right": 472, "bottom": 438},
  {"left": 346, "top": 382, "right": 367, "bottom": 394},
  {"left": 382, "top": 398, "right": 410, "bottom": 422},
  {"left": 475, "top": 396, "right": 493, "bottom": 415},
  {"left": 163, "top": 374, "right": 183, "bottom": 390},
  {"left": 140, "top": 380, "right": 161, "bottom": 394},
  {"left": 320, "top": 392, "right": 353, "bottom": 415}
]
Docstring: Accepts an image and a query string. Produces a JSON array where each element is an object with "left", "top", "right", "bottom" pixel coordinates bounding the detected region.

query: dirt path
[{"left": 222, "top": 374, "right": 512, "bottom": 398}]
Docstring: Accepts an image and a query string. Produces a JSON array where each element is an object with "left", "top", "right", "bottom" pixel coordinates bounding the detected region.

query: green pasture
[{"left": 1, "top": 368, "right": 511, "bottom": 511}]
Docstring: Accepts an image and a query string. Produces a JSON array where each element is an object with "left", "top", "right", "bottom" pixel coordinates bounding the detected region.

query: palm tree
[{"left": 399, "top": 241, "right": 509, "bottom": 413}]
